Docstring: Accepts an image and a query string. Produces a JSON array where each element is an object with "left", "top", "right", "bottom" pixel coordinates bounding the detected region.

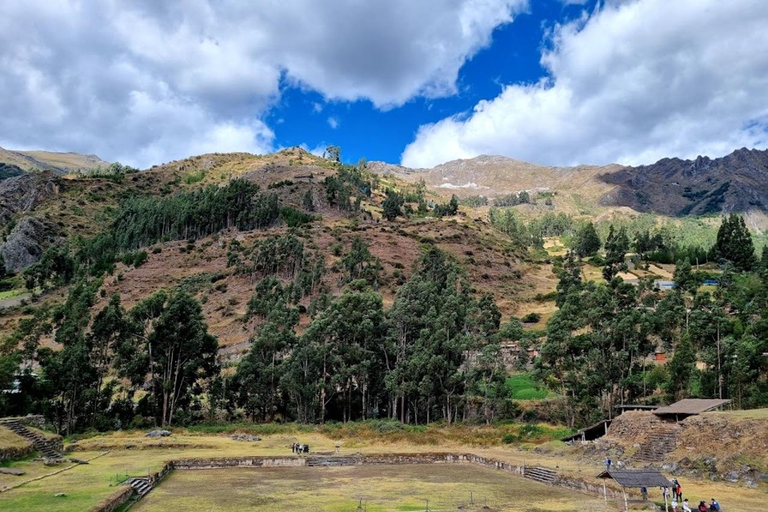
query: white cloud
[
  {"left": 312, "top": 103, "right": 324, "bottom": 114},
  {"left": 402, "top": 0, "right": 768, "bottom": 168},
  {"left": 0, "top": 0, "right": 527, "bottom": 167},
  {"left": 327, "top": 117, "right": 339, "bottom": 129}
]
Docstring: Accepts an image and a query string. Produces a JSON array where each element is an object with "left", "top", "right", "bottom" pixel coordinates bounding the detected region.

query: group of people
[
  {"left": 667, "top": 480, "right": 721, "bottom": 512},
  {"left": 615, "top": 465, "right": 723, "bottom": 512},
  {"left": 671, "top": 497, "right": 721, "bottom": 511},
  {"left": 291, "top": 442, "right": 310, "bottom": 454}
]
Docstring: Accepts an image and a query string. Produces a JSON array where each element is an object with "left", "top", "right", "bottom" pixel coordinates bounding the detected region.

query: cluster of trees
[
  {"left": 432, "top": 195, "right": 459, "bottom": 219},
  {"left": 112, "top": 179, "right": 280, "bottom": 249},
  {"left": 487, "top": 208, "right": 541, "bottom": 249},
  {"left": 324, "top": 161, "right": 375, "bottom": 212},
  {"left": 459, "top": 195, "right": 489, "bottom": 207},
  {"left": 2, "top": 243, "right": 520, "bottom": 430},
  {"left": 76, "top": 162, "right": 140, "bottom": 182},
  {"left": 381, "top": 188, "right": 459, "bottom": 222},
  {"left": 0, "top": 281, "right": 218, "bottom": 433},
  {"left": 490, "top": 208, "right": 746, "bottom": 268},
  {"left": 494, "top": 191, "right": 531, "bottom": 207},
  {"left": 234, "top": 247, "right": 517, "bottom": 424},
  {"left": 537, "top": 215, "right": 768, "bottom": 426},
  {"left": 23, "top": 180, "right": 285, "bottom": 291}
]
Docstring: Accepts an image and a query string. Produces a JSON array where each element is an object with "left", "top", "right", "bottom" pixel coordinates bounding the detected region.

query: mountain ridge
[
  {"left": 369, "top": 147, "right": 768, "bottom": 222},
  {"left": 0, "top": 146, "right": 110, "bottom": 175}
]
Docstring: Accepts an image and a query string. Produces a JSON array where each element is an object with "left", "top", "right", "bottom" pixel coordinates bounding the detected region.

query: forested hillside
[{"left": 0, "top": 146, "right": 766, "bottom": 435}]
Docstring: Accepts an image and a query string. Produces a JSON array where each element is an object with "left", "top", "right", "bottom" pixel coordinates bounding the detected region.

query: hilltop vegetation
[{"left": 0, "top": 146, "right": 766, "bottom": 438}]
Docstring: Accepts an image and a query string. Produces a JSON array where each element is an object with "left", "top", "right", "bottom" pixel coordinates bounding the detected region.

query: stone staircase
[
  {"left": 523, "top": 466, "right": 557, "bottom": 484},
  {"left": 633, "top": 426, "right": 679, "bottom": 463},
  {"left": 0, "top": 419, "right": 62, "bottom": 460},
  {"left": 126, "top": 477, "right": 153, "bottom": 498}
]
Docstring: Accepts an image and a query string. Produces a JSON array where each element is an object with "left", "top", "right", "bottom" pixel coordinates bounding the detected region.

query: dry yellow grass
[
  {"left": 133, "top": 464, "right": 613, "bottom": 512},
  {"left": 0, "top": 426, "right": 30, "bottom": 450},
  {"left": 0, "top": 429, "right": 764, "bottom": 512}
]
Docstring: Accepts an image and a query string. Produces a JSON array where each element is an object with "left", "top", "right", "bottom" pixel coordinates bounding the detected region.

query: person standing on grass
[
  {"left": 671, "top": 497, "right": 678, "bottom": 512},
  {"left": 605, "top": 457, "right": 612, "bottom": 471},
  {"left": 676, "top": 483, "right": 683, "bottom": 500},
  {"left": 682, "top": 498, "right": 692, "bottom": 512}
]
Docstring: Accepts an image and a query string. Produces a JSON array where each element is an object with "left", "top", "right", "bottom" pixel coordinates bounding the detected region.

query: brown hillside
[{"left": 0, "top": 146, "right": 109, "bottom": 174}]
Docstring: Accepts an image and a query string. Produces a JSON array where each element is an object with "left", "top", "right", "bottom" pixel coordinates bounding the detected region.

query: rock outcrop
[
  {"left": 0, "top": 171, "right": 61, "bottom": 225},
  {"left": 0, "top": 217, "right": 54, "bottom": 271},
  {"left": 599, "top": 147, "right": 768, "bottom": 216}
]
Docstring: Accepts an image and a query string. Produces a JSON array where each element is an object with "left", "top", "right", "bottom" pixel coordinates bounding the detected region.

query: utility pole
[{"left": 717, "top": 321, "right": 723, "bottom": 399}]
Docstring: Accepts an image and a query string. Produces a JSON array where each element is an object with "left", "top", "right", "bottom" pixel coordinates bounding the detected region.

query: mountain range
[{"left": 370, "top": 147, "right": 768, "bottom": 222}]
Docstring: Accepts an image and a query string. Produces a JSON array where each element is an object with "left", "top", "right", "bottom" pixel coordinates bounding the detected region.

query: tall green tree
[
  {"left": 574, "top": 222, "right": 601, "bottom": 257},
  {"left": 382, "top": 189, "right": 404, "bottom": 221},
  {"left": 673, "top": 259, "right": 698, "bottom": 295},
  {"left": 340, "top": 237, "right": 381, "bottom": 285},
  {"left": 602, "top": 226, "right": 630, "bottom": 281},
  {"left": 715, "top": 214, "right": 756, "bottom": 271},
  {"left": 237, "top": 282, "right": 299, "bottom": 422},
  {"left": 666, "top": 333, "right": 696, "bottom": 401},
  {"left": 121, "top": 291, "right": 219, "bottom": 426},
  {"left": 323, "top": 145, "right": 341, "bottom": 162}
]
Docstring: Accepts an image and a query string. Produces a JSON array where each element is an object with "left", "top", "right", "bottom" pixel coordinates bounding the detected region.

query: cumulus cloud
[
  {"left": 0, "top": 0, "right": 526, "bottom": 168},
  {"left": 402, "top": 0, "right": 768, "bottom": 168}
]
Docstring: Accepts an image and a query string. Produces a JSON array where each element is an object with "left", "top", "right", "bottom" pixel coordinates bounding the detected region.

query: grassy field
[
  {"left": 505, "top": 373, "right": 556, "bottom": 400},
  {"left": 0, "top": 426, "right": 766, "bottom": 512},
  {"left": 132, "top": 464, "right": 611, "bottom": 512}
]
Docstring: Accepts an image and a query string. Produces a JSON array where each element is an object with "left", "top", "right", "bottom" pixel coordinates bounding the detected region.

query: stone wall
[
  {"left": 173, "top": 456, "right": 305, "bottom": 469},
  {"left": 6, "top": 415, "right": 46, "bottom": 429},
  {"left": 88, "top": 487, "right": 133, "bottom": 512},
  {"left": 169, "top": 453, "right": 629, "bottom": 499},
  {"left": 554, "top": 475, "right": 625, "bottom": 499},
  {"left": 0, "top": 443, "right": 34, "bottom": 463},
  {"left": 604, "top": 411, "right": 676, "bottom": 445}
]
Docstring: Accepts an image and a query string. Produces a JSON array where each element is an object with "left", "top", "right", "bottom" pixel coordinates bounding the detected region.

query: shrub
[
  {"left": 521, "top": 312, "right": 541, "bottom": 323},
  {"left": 502, "top": 433, "right": 518, "bottom": 444}
]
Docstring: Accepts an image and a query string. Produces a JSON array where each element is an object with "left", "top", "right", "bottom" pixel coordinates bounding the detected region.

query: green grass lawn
[
  {"left": 0, "top": 287, "right": 26, "bottom": 301},
  {"left": 505, "top": 373, "right": 556, "bottom": 401}
]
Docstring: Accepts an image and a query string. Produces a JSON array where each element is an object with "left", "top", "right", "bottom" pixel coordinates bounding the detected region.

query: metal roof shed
[
  {"left": 653, "top": 399, "right": 730, "bottom": 421},
  {"left": 597, "top": 469, "right": 674, "bottom": 511},
  {"left": 562, "top": 419, "right": 612, "bottom": 443}
]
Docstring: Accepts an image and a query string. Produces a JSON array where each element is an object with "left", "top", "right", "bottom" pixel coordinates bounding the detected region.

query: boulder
[
  {"left": 231, "top": 434, "right": 261, "bottom": 442},
  {"left": 0, "top": 467, "right": 25, "bottom": 476},
  {"left": 145, "top": 430, "right": 171, "bottom": 438}
]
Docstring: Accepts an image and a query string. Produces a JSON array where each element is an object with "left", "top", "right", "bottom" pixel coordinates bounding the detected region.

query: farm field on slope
[{"left": 131, "top": 464, "right": 609, "bottom": 512}]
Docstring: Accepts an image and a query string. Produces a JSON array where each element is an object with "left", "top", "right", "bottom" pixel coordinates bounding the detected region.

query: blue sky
[
  {"left": 1, "top": 0, "right": 766, "bottom": 169},
  {"left": 269, "top": 0, "right": 594, "bottom": 165}
]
